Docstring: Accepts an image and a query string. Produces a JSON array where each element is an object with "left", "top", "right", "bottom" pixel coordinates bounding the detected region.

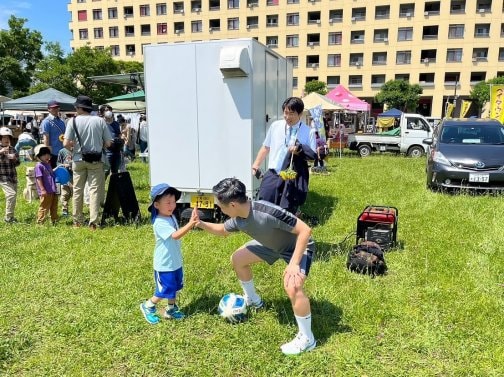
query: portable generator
[{"left": 356, "top": 206, "right": 398, "bottom": 250}]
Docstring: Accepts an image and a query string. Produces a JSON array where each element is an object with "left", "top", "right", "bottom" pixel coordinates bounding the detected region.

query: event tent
[
  {"left": 3, "top": 88, "right": 77, "bottom": 112},
  {"left": 106, "top": 90, "right": 145, "bottom": 102},
  {"left": 106, "top": 100, "right": 146, "bottom": 112},
  {"left": 302, "top": 92, "right": 343, "bottom": 111},
  {"left": 378, "top": 108, "right": 402, "bottom": 118},
  {"left": 376, "top": 108, "right": 402, "bottom": 129},
  {"left": 326, "top": 85, "right": 370, "bottom": 112}
]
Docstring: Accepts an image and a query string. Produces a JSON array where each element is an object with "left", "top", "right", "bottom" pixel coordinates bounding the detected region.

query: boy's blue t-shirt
[{"left": 152, "top": 215, "right": 182, "bottom": 272}]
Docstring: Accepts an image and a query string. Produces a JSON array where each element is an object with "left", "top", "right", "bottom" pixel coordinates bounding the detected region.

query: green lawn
[{"left": 1, "top": 155, "right": 504, "bottom": 376}]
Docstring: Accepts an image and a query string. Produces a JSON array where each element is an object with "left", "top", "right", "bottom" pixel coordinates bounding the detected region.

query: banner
[
  {"left": 308, "top": 105, "right": 325, "bottom": 138},
  {"left": 489, "top": 85, "right": 504, "bottom": 123},
  {"left": 445, "top": 102, "right": 455, "bottom": 118},
  {"left": 460, "top": 100, "right": 472, "bottom": 118}
]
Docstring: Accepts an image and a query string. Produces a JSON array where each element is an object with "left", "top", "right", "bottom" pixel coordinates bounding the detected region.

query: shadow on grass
[
  {"left": 313, "top": 238, "right": 354, "bottom": 262},
  {"left": 300, "top": 191, "right": 339, "bottom": 227}
]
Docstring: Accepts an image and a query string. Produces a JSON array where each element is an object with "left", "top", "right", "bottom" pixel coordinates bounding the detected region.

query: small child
[
  {"left": 0, "top": 127, "right": 20, "bottom": 223},
  {"left": 34, "top": 145, "right": 58, "bottom": 224},
  {"left": 57, "top": 147, "right": 73, "bottom": 216},
  {"left": 140, "top": 183, "right": 198, "bottom": 324}
]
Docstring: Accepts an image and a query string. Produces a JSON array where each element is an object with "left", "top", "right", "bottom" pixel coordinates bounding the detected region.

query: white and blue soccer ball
[{"left": 218, "top": 293, "right": 248, "bottom": 323}]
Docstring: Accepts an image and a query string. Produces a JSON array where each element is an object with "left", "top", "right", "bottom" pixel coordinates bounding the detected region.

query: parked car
[{"left": 423, "top": 118, "right": 504, "bottom": 191}]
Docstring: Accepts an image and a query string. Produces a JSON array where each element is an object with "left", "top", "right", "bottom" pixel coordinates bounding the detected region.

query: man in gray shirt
[{"left": 195, "top": 177, "right": 316, "bottom": 355}]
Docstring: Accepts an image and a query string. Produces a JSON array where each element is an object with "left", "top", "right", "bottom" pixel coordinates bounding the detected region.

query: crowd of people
[{"left": 0, "top": 95, "right": 148, "bottom": 227}]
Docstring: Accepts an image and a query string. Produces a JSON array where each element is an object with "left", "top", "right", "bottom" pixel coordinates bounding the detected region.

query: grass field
[{"left": 1, "top": 155, "right": 504, "bottom": 376}]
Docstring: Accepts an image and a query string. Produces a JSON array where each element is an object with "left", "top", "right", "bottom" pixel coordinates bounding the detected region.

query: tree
[
  {"left": 469, "top": 76, "right": 504, "bottom": 115},
  {"left": 375, "top": 80, "right": 423, "bottom": 112},
  {"left": 304, "top": 80, "right": 327, "bottom": 95},
  {"left": 0, "top": 16, "right": 43, "bottom": 97}
]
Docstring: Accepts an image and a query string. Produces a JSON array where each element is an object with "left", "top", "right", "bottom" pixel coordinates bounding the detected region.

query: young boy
[
  {"left": 140, "top": 183, "right": 198, "bottom": 324},
  {"left": 34, "top": 145, "right": 58, "bottom": 224},
  {"left": 57, "top": 146, "right": 73, "bottom": 216},
  {"left": 195, "top": 177, "right": 316, "bottom": 355},
  {"left": 0, "top": 127, "right": 20, "bottom": 223}
]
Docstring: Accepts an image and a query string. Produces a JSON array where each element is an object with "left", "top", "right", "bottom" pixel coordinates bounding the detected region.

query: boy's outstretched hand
[{"left": 191, "top": 206, "right": 200, "bottom": 226}]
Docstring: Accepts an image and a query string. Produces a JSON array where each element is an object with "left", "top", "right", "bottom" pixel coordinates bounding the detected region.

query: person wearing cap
[
  {"left": 103, "top": 110, "right": 123, "bottom": 177},
  {"left": 34, "top": 145, "right": 58, "bottom": 225},
  {"left": 63, "top": 95, "right": 112, "bottom": 229},
  {"left": 0, "top": 127, "right": 20, "bottom": 223},
  {"left": 40, "top": 100, "right": 66, "bottom": 168},
  {"left": 139, "top": 183, "right": 199, "bottom": 325}
]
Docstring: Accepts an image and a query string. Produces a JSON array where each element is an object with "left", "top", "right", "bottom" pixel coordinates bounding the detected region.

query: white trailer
[{"left": 144, "top": 38, "right": 292, "bottom": 219}]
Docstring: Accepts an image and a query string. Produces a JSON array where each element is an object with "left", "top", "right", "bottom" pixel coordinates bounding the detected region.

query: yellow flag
[
  {"left": 460, "top": 100, "right": 472, "bottom": 118},
  {"left": 446, "top": 103, "right": 455, "bottom": 118},
  {"left": 490, "top": 85, "right": 504, "bottom": 123}
]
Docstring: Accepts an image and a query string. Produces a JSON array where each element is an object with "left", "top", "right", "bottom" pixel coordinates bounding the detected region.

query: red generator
[{"left": 356, "top": 206, "right": 398, "bottom": 250}]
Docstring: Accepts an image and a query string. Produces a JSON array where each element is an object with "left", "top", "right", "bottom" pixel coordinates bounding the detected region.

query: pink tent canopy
[{"left": 326, "top": 84, "right": 370, "bottom": 111}]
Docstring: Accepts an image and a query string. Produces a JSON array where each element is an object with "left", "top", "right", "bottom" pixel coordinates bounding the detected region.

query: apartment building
[{"left": 68, "top": 0, "right": 504, "bottom": 116}]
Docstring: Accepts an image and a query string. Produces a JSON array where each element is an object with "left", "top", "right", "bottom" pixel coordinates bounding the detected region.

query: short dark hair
[
  {"left": 212, "top": 178, "right": 248, "bottom": 205},
  {"left": 282, "top": 97, "right": 304, "bottom": 114}
]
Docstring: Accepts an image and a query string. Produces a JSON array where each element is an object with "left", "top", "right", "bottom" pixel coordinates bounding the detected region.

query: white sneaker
[
  {"left": 280, "top": 333, "right": 316, "bottom": 355},
  {"left": 243, "top": 294, "right": 264, "bottom": 309}
]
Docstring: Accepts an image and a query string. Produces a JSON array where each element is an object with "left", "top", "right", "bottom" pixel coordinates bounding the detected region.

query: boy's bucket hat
[{"left": 148, "top": 183, "right": 182, "bottom": 222}]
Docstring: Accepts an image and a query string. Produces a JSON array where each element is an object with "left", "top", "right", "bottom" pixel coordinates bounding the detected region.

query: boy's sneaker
[
  {"left": 4, "top": 218, "right": 18, "bottom": 224},
  {"left": 62, "top": 210, "right": 69, "bottom": 216},
  {"left": 140, "top": 302, "right": 160, "bottom": 325},
  {"left": 244, "top": 295, "right": 264, "bottom": 310},
  {"left": 163, "top": 305, "right": 185, "bottom": 320},
  {"left": 280, "top": 333, "right": 316, "bottom": 355}
]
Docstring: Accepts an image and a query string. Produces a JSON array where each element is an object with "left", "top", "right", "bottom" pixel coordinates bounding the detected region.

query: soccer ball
[{"left": 218, "top": 293, "right": 248, "bottom": 323}]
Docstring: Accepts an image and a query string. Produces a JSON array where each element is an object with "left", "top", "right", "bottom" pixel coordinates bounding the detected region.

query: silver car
[{"left": 423, "top": 118, "right": 504, "bottom": 191}]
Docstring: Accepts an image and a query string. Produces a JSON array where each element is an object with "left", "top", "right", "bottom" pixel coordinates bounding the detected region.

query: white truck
[
  {"left": 144, "top": 39, "right": 292, "bottom": 221},
  {"left": 347, "top": 113, "right": 433, "bottom": 157}
]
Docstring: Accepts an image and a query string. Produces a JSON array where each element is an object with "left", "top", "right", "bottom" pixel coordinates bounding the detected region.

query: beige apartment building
[{"left": 68, "top": 0, "right": 504, "bottom": 117}]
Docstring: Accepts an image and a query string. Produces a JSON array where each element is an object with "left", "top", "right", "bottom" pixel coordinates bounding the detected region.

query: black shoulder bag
[
  {"left": 347, "top": 241, "right": 388, "bottom": 277},
  {"left": 72, "top": 117, "right": 102, "bottom": 163}
]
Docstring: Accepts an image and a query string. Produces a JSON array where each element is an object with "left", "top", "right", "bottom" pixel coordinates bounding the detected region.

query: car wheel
[
  {"left": 408, "top": 146, "right": 424, "bottom": 158},
  {"left": 358, "top": 144, "right": 372, "bottom": 157}
]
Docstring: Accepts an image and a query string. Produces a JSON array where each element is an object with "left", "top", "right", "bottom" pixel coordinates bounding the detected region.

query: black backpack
[{"left": 347, "top": 241, "right": 387, "bottom": 277}]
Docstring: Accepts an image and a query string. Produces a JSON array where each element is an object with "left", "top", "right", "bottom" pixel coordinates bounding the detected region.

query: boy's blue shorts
[{"left": 153, "top": 268, "right": 183, "bottom": 299}]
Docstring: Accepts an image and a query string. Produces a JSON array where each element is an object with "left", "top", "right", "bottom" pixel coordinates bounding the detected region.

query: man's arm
[
  {"left": 252, "top": 145, "right": 270, "bottom": 173},
  {"left": 196, "top": 220, "right": 229, "bottom": 237}
]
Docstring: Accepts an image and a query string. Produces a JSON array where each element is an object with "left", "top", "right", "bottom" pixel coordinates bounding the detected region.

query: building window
[
  {"left": 349, "top": 53, "right": 364, "bottom": 66},
  {"left": 328, "top": 32, "right": 342, "bottom": 45},
  {"left": 307, "top": 33, "right": 320, "bottom": 46},
  {"left": 293, "top": 77, "right": 298, "bottom": 88},
  {"left": 191, "top": 20, "right": 203, "bottom": 32},
  {"left": 375, "top": 5, "right": 390, "bottom": 19},
  {"left": 140, "top": 5, "right": 150, "bottom": 16},
  {"left": 267, "top": 15, "right": 278, "bottom": 27},
  {"left": 286, "top": 35, "right": 299, "bottom": 47},
  {"left": 228, "top": 18, "right": 239, "bottom": 30},
  {"left": 125, "top": 25, "right": 135, "bottom": 37},
  {"left": 267, "top": 0, "right": 279, "bottom": 5},
  {"left": 173, "top": 2, "right": 184, "bottom": 13},
  {"left": 472, "top": 47, "right": 489, "bottom": 61},
  {"left": 306, "top": 55, "right": 320, "bottom": 68},
  {"left": 141, "top": 24, "right": 151, "bottom": 36},
  {"left": 92, "top": 9, "right": 102, "bottom": 20},
  {"left": 476, "top": 1, "right": 492, "bottom": 12},
  {"left": 349, "top": 75, "right": 363, "bottom": 87},
  {"left": 209, "top": 19, "right": 221, "bottom": 31},
  {"left": 398, "top": 27, "right": 413, "bottom": 41},
  {"left": 157, "top": 23, "right": 167, "bottom": 34},
  {"left": 307, "top": 11, "right": 321, "bottom": 24},
  {"left": 286, "top": 56, "right": 298, "bottom": 68},
  {"left": 423, "top": 25, "right": 439, "bottom": 39},
  {"left": 470, "top": 72, "right": 486, "bottom": 84},
  {"left": 374, "top": 29, "right": 389, "bottom": 42},
  {"left": 191, "top": 1, "right": 202, "bottom": 11},
  {"left": 78, "top": 10, "right": 87, "bottom": 21},
  {"left": 450, "top": 0, "right": 466, "bottom": 14},
  {"left": 126, "top": 45, "right": 136, "bottom": 57},
  {"left": 372, "top": 52, "right": 387, "bottom": 65},
  {"left": 329, "top": 9, "right": 343, "bottom": 22},
  {"left": 448, "top": 24, "right": 464, "bottom": 38},
  {"left": 209, "top": 0, "right": 220, "bottom": 10},
  {"left": 108, "top": 7, "right": 118, "bottom": 19},
  {"left": 498, "top": 48, "right": 504, "bottom": 61},
  {"left": 228, "top": 0, "right": 239, "bottom": 9},
  {"left": 421, "top": 49, "right": 437, "bottom": 63},
  {"left": 93, "top": 27, "right": 103, "bottom": 39},
  {"left": 79, "top": 29, "right": 88, "bottom": 40},
  {"left": 287, "top": 13, "right": 299, "bottom": 26},
  {"left": 396, "top": 50, "right": 412, "bottom": 64},
  {"left": 474, "top": 24, "right": 490, "bottom": 37},
  {"left": 327, "top": 76, "right": 340, "bottom": 88},
  {"left": 247, "top": 16, "right": 259, "bottom": 28},
  {"left": 109, "top": 26, "right": 119, "bottom": 38},
  {"left": 350, "top": 30, "right": 365, "bottom": 44},
  {"left": 287, "top": 0, "right": 299, "bottom": 3},
  {"left": 399, "top": 3, "right": 415, "bottom": 17},
  {"left": 444, "top": 72, "right": 460, "bottom": 84},
  {"left": 174, "top": 22, "right": 184, "bottom": 33},
  {"left": 446, "top": 48, "right": 463, "bottom": 62},
  {"left": 110, "top": 45, "right": 120, "bottom": 56},
  {"left": 371, "top": 74, "right": 386, "bottom": 87},
  {"left": 395, "top": 74, "right": 410, "bottom": 81},
  {"left": 266, "top": 36, "right": 278, "bottom": 47},
  {"left": 351, "top": 7, "right": 366, "bottom": 21},
  {"left": 419, "top": 73, "right": 435, "bottom": 85},
  {"left": 156, "top": 3, "right": 167, "bottom": 15},
  {"left": 123, "top": 6, "right": 134, "bottom": 18},
  {"left": 424, "top": 1, "right": 441, "bottom": 15},
  {"left": 327, "top": 54, "right": 341, "bottom": 67}
]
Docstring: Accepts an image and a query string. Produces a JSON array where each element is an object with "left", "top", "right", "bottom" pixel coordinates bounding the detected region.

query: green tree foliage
[
  {"left": 32, "top": 42, "right": 76, "bottom": 95},
  {"left": 375, "top": 80, "right": 423, "bottom": 112},
  {"left": 469, "top": 76, "right": 504, "bottom": 114},
  {"left": 304, "top": 80, "right": 328, "bottom": 95},
  {"left": 0, "top": 16, "right": 43, "bottom": 97}
]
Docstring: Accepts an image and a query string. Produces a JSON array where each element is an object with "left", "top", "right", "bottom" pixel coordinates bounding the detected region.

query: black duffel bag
[{"left": 347, "top": 241, "right": 387, "bottom": 277}]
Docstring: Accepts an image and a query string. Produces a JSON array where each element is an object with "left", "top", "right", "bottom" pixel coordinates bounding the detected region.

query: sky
[{"left": 0, "top": 0, "right": 71, "bottom": 53}]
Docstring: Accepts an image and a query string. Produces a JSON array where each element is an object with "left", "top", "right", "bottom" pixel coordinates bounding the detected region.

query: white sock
[
  {"left": 145, "top": 299, "right": 156, "bottom": 308},
  {"left": 240, "top": 279, "right": 261, "bottom": 303},
  {"left": 295, "top": 313, "right": 314, "bottom": 341}
]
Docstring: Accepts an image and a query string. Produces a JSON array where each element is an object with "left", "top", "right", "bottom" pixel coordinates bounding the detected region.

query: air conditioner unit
[
  {"left": 405, "top": 12, "right": 411, "bottom": 17},
  {"left": 209, "top": 27, "right": 213, "bottom": 32},
  {"left": 309, "top": 42, "right": 314, "bottom": 46},
  {"left": 329, "top": 18, "right": 333, "bottom": 23},
  {"left": 311, "top": 63, "right": 317, "bottom": 68},
  {"left": 316, "top": 19, "right": 321, "bottom": 24},
  {"left": 423, "top": 58, "right": 429, "bottom": 63},
  {"left": 193, "top": 8, "right": 200, "bottom": 12},
  {"left": 351, "top": 17, "right": 356, "bottom": 21},
  {"left": 175, "top": 29, "right": 181, "bottom": 34},
  {"left": 424, "top": 11, "right": 429, "bottom": 16},
  {"left": 472, "top": 57, "right": 478, "bottom": 62},
  {"left": 309, "top": 0, "right": 316, "bottom": 3},
  {"left": 248, "top": 3, "right": 254, "bottom": 8},
  {"left": 246, "top": 25, "right": 250, "bottom": 29},
  {"left": 355, "top": 61, "right": 360, "bottom": 66},
  {"left": 478, "top": 8, "right": 486, "bottom": 13},
  {"left": 383, "top": 37, "right": 388, "bottom": 42}
]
